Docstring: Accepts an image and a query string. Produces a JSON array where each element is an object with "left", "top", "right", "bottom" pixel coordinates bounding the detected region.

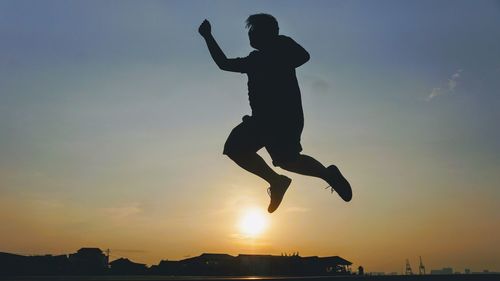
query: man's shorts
[{"left": 223, "top": 115, "right": 303, "bottom": 167}]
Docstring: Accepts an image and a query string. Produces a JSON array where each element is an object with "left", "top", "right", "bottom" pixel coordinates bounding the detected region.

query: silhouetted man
[{"left": 199, "top": 14, "right": 352, "bottom": 213}]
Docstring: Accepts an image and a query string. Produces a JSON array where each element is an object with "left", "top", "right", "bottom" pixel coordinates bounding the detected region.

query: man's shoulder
[
  {"left": 278, "top": 35, "right": 292, "bottom": 40},
  {"left": 277, "top": 35, "right": 298, "bottom": 47}
]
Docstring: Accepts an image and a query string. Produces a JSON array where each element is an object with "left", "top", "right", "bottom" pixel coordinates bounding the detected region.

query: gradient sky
[{"left": 1, "top": 0, "right": 499, "bottom": 273}]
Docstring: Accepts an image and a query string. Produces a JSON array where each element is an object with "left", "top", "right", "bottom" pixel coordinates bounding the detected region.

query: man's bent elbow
[
  {"left": 303, "top": 51, "right": 310, "bottom": 64},
  {"left": 295, "top": 51, "right": 310, "bottom": 67},
  {"left": 215, "top": 59, "right": 231, "bottom": 71}
]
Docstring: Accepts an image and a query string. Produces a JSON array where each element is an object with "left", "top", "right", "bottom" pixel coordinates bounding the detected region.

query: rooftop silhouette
[
  {"left": 2, "top": 248, "right": 499, "bottom": 281},
  {"left": 0, "top": 248, "right": 351, "bottom": 276}
]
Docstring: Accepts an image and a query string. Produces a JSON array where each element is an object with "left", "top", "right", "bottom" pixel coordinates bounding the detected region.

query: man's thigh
[
  {"left": 265, "top": 125, "right": 303, "bottom": 167},
  {"left": 223, "top": 116, "right": 264, "bottom": 156}
]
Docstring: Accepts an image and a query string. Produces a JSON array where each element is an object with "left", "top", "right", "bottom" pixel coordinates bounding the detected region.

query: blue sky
[{"left": 1, "top": 0, "right": 499, "bottom": 272}]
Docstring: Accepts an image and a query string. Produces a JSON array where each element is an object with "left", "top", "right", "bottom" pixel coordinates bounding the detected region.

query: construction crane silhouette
[
  {"left": 419, "top": 256, "right": 426, "bottom": 275},
  {"left": 405, "top": 259, "right": 413, "bottom": 275}
]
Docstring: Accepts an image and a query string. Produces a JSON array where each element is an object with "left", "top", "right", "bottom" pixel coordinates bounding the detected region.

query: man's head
[{"left": 246, "top": 13, "right": 279, "bottom": 50}]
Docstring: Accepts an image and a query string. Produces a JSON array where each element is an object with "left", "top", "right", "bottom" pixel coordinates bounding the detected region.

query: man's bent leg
[
  {"left": 224, "top": 117, "right": 285, "bottom": 185},
  {"left": 226, "top": 152, "right": 283, "bottom": 185},
  {"left": 278, "top": 154, "right": 328, "bottom": 180},
  {"left": 227, "top": 152, "right": 292, "bottom": 213},
  {"left": 279, "top": 154, "right": 352, "bottom": 202}
]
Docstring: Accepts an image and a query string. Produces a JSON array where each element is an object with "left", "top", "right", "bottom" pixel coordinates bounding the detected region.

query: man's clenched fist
[{"left": 198, "top": 19, "right": 211, "bottom": 38}]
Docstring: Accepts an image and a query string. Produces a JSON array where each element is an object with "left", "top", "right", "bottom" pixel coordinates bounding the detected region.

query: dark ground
[{"left": 1, "top": 275, "right": 499, "bottom": 281}]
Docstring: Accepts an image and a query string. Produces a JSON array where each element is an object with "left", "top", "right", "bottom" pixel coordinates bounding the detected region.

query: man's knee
[
  {"left": 223, "top": 138, "right": 238, "bottom": 159},
  {"left": 223, "top": 136, "right": 247, "bottom": 161},
  {"left": 223, "top": 149, "right": 237, "bottom": 160},
  {"left": 223, "top": 148, "right": 247, "bottom": 162}
]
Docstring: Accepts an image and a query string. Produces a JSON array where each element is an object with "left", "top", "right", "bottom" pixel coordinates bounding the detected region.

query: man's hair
[{"left": 245, "top": 13, "right": 279, "bottom": 35}]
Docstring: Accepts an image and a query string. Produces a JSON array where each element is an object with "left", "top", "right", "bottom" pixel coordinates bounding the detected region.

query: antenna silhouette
[
  {"left": 405, "top": 259, "right": 413, "bottom": 275},
  {"left": 419, "top": 256, "right": 426, "bottom": 275}
]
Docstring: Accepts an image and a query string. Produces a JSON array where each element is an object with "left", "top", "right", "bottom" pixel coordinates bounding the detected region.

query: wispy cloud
[
  {"left": 303, "top": 74, "right": 331, "bottom": 95},
  {"left": 311, "top": 78, "right": 330, "bottom": 95},
  {"left": 229, "top": 232, "right": 272, "bottom": 247},
  {"left": 426, "top": 87, "right": 442, "bottom": 101},
  {"left": 284, "top": 206, "right": 309, "bottom": 213},
  {"left": 448, "top": 69, "right": 462, "bottom": 92},
  {"left": 103, "top": 203, "right": 143, "bottom": 221},
  {"left": 426, "top": 69, "right": 463, "bottom": 101}
]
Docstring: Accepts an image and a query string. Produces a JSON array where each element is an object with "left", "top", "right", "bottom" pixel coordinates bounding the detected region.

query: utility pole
[
  {"left": 405, "top": 259, "right": 413, "bottom": 275},
  {"left": 105, "top": 249, "right": 111, "bottom": 268},
  {"left": 419, "top": 256, "right": 426, "bottom": 275}
]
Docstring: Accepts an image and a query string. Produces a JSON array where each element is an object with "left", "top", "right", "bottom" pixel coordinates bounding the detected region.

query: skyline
[
  {"left": 1, "top": 247, "right": 497, "bottom": 275},
  {"left": 1, "top": 0, "right": 499, "bottom": 273},
  {"left": 3, "top": 247, "right": 498, "bottom": 275}
]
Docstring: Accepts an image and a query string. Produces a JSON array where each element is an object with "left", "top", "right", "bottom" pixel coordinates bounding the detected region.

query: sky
[{"left": 1, "top": 0, "right": 499, "bottom": 273}]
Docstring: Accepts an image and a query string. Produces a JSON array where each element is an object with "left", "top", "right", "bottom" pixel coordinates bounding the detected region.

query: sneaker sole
[
  {"left": 328, "top": 165, "right": 352, "bottom": 202},
  {"left": 268, "top": 177, "right": 292, "bottom": 213}
]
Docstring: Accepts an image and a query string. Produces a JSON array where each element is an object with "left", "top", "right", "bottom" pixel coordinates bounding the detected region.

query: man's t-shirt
[{"left": 228, "top": 35, "right": 308, "bottom": 128}]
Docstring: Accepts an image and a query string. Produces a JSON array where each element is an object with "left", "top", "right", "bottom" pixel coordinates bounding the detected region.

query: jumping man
[{"left": 198, "top": 14, "right": 352, "bottom": 213}]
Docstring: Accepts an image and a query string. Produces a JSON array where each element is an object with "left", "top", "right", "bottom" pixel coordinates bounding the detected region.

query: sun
[{"left": 239, "top": 208, "right": 269, "bottom": 237}]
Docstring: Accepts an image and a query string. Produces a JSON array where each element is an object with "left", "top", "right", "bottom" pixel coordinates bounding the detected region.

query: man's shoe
[
  {"left": 267, "top": 176, "right": 292, "bottom": 213},
  {"left": 325, "top": 165, "right": 352, "bottom": 202}
]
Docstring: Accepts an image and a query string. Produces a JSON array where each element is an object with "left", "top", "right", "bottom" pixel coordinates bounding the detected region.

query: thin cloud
[
  {"left": 103, "top": 203, "right": 143, "bottom": 220},
  {"left": 284, "top": 206, "right": 309, "bottom": 213},
  {"left": 426, "top": 87, "right": 442, "bottom": 101},
  {"left": 448, "top": 69, "right": 463, "bottom": 92},
  {"left": 426, "top": 69, "right": 463, "bottom": 101},
  {"left": 311, "top": 79, "right": 330, "bottom": 95},
  {"left": 303, "top": 74, "right": 331, "bottom": 95}
]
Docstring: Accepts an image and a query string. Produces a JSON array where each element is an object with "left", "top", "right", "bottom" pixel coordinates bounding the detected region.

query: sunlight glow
[{"left": 239, "top": 208, "right": 268, "bottom": 237}]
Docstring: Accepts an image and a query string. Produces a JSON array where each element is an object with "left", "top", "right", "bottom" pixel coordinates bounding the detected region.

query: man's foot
[
  {"left": 267, "top": 175, "right": 292, "bottom": 213},
  {"left": 325, "top": 165, "right": 352, "bottom": 202}
]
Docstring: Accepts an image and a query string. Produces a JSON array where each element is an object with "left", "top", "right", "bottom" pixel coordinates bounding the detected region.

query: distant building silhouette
[
  {"left": 155, "top": 253, "right": 236, "bottom": 275},
  {"left": 1, "top": 249, "right": 353, "bottom": 276},
  {"left": 152, "top": 253, "right": 352, "bottom": 276},
  {"left": 0, "top": 252, "right": 70, "bottom": 275},
  {"left": 2, "top": 249, "right": 500, "bottom": 277},
  {"left": 109, "top": 258, "right": 147, "bottom": 275},
  {"left": 430, "top": 267, "right": 453, "bottom": 275},
  {"left": 68, "top": 248, "right": 108, "bottom": 274}
]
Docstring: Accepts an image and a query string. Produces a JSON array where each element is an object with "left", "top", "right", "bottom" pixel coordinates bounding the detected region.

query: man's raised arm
[{"left": 199, "top": 20, "right": 247, "bottom": 73}]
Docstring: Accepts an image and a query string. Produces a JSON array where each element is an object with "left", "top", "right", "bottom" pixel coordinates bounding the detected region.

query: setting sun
[{"left": 239, "top": 208, "right": 269, "bottom": 237}]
